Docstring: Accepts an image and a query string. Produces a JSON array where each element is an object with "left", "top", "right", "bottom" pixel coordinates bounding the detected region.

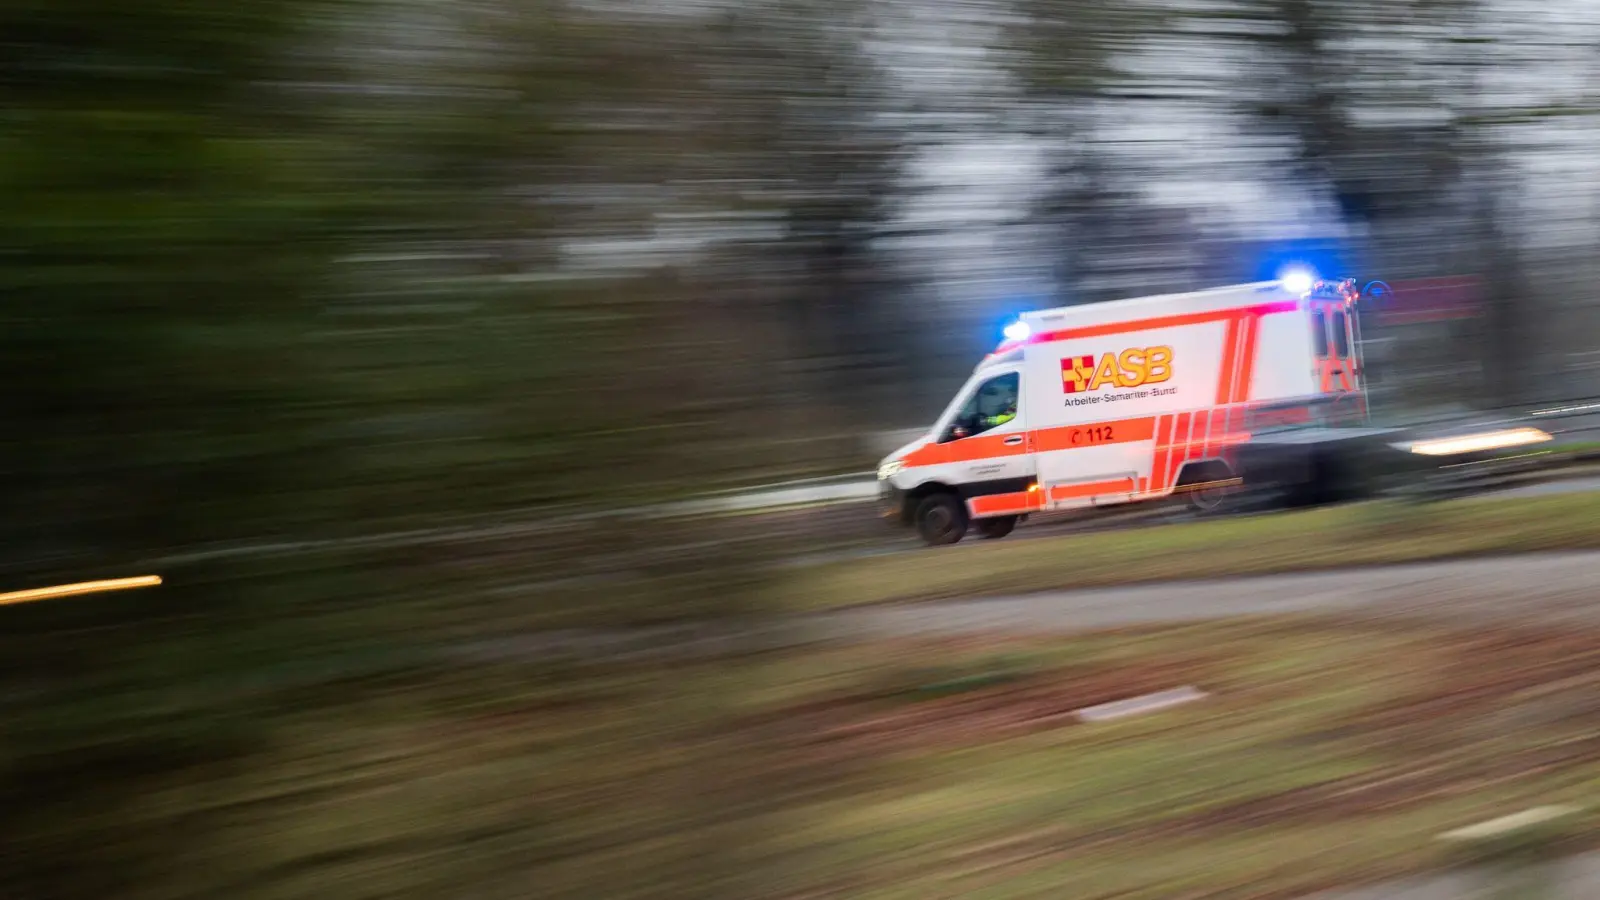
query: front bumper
[{"left": 878, "top": 481, "right": 910, "bottom": 524}]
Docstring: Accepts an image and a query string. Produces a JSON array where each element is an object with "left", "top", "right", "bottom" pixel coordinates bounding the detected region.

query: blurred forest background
[
  {"left": 6, "top": 0, "right": 1600, "bottom": 897},
  {"left": 8, "top": 0, "right": 1600, "bottom": 573},
  {"left": 3, "top": 0, "right": 1600, "bottom": 566}
]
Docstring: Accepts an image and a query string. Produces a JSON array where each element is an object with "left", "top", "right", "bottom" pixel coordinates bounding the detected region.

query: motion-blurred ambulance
[{"left": 877, "top": 278, "right": 1375, "bottom": 545}]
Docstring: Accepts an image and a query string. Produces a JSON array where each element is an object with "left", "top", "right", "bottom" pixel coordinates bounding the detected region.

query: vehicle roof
[
  {"left": 1019, "top": 281, "right": 1292, "bottom": 329},
  {"left": 974, "top": 281, "right": 1300, "bottom": 375}
]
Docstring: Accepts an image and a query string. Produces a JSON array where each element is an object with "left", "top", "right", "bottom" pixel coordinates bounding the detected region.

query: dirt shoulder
[
  {"left": 460, "top": 550, "right": 1600, "bottom": 665},
  {"left": 771, "top": 492, "right": 1600, "bottom": 614}
]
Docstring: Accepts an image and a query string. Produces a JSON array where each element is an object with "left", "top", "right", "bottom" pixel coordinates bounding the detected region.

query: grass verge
[
  {"left": 743, "top": 618, "right": 1600, "bottom": 899},
  {"left": 8, "top": 616, "right": 1598, "bottom": 900},
  {"left": 770, "top": 492, "right": 1600, "bottom": 611}
]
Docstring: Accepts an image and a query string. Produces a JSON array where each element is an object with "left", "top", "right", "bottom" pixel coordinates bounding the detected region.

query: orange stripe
[
  {"left": 1029, "top": 301, "right": 1298, "bottom": 346},
  {"left": 1222, "top": 405, "right": 1238, "bottom": 468},
  {"left": 902, "top": 432, "right": 1029, "bottom": 468},
  {"left": 1215, "top": 316, "right": 1242, "bottom": 406},
  {"left": 1253, "top": 406, "right": 1312, "bottom": 428},
  {"left": 1048, "top": 478, "right": 1136, "bottom": 503},
  {"left": 1233, "top": 315, "right": 1261, "bottom": 403},
  {"left": 1149, "top": 414, "right": 1174, "bottom": 493},
  {"left": 1229, "top": 317, "right": 1249, "bottom": 402},
  {"left": 1160, "top": 431, "right": 1252, "bottom": 453},
  {"left": 968, "top": 490, "right": 1044, "bottom": 518},
  {"left": 1031, "top": 417, "right": 1157, "bottom": 452},
  {"left": 1169, "top": 412, "right": 1188, "bottom": 489},
  {"left": 903, "top": 416, "right": 1163, "bottom": 469},
  {"left": 1169, "top": 412, "right": 1193, "bottom": 488}
]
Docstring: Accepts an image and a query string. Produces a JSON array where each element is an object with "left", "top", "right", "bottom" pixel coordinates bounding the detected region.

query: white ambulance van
[{"left": 877, "top": 279, "right": 1371, "bottom": 545}]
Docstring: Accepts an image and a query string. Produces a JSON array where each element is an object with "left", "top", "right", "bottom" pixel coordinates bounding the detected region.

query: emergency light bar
[
  {"left": 1279, "top": 269, "right": 1315, "bottom": 296},
  {"left": 1303, "top": 277, "right": 1391, "bottom": 305},
  {"left": 1308, "top": 278, "right": 1359, "bottom": 302}
]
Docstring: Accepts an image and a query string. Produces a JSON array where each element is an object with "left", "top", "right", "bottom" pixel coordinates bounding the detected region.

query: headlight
[{"left": 877, "top": 460, "right": 905, "bottom": 481}]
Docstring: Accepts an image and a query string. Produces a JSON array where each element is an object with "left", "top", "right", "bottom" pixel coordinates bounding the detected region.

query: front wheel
[
  {"left": 914, "top": 493, "right": 969, "bottom": 546},
  {"left": 974, "top": 516, "right": 1017, "bottom": 540}
]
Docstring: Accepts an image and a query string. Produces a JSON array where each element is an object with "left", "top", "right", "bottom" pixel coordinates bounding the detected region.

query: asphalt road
[
  {"left": 1486, "top": 473, "right": 1600, "bottom": 500},
  {"left": 823, "top": 551, "right": 1600, "bottom": 638},
  {"left": 458, "top": 550, "right": 1600, "bottom": 664},
  {"left": 144, "top": 429, "right": 1600, "bottom": 571},
  {"left": 1310, "top": 853, "right": 1600, "bottom": 900},
  {"left": 773, "top": 459, "right": 1600, "bottom": 572}
]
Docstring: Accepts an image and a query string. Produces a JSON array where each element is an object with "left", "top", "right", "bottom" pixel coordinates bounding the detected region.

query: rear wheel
[
  {"left": 1185, "top": 484, "right": 1227, "bottom": 514},
  {"left": 914, "top": 493, "right": 968, "bottom": 546},
  {"left": 974, "top": 516, "right": 1018, "bottom": 540},
  {"left": 1177, "top": 462, "right": 1234, "bottom": 516}
]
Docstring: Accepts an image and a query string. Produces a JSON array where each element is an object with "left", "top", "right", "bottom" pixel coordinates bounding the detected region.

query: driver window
[{"left": 943, "top": 372, "right": 1020, "bottom": 442}]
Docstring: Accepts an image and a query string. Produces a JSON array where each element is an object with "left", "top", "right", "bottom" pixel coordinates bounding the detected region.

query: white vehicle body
[{"left": 878, "top": 280, "right": 1367, "bottom": 538}]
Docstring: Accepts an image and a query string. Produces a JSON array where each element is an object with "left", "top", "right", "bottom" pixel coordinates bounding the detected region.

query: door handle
[{"left": 1003, "top": 436, "right": 1025, "bottom": 446}]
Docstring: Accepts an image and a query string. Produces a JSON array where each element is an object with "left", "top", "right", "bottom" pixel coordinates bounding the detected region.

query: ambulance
[{"left": 876, "top": 278, "right": 1373, "bottom": 545}]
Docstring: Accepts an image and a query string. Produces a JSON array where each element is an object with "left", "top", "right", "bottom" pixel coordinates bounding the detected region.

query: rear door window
[
  {"left": 1330, "top": 309, "right": 1351, "bottom": 358},
  {"left": 1310, "top": 309, "right": 1329, "bottom": 358}
]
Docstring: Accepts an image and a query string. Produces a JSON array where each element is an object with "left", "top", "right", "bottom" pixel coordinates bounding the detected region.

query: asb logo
[{"left": 1061, "top": 346, "right": 1174, "bottom": 394}]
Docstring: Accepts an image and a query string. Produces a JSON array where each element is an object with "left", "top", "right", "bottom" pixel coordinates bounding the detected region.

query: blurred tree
[
  {"left": 1003, "top": 0, "right": 1213, "bottom": 304},
  {"left": 0, "top": 0, "right": 344, "bottom": 566},
  {"left": 0, "top": 0, "right": 917, "bottom": 571},
  {"left": 0, "top": 2, "right": 910, "bottom": 897},
  {"left": 685, "top": 0, "right": 910, "bottom": 429}
]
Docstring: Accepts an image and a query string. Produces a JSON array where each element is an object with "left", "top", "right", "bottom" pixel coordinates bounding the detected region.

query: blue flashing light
[
  {"left": 1278, "top": 268, "right": 1316, "bottom": 296},
  {"left": 1003, "top": 321, "right": 1031, "bottom": 343}
]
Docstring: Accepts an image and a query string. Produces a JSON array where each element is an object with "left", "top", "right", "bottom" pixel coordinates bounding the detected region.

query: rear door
[{"left": 1313, "top": 300, "right": 1368, "bottom": 423}]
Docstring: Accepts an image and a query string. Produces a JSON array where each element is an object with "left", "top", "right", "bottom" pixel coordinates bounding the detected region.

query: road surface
[
  {"left": 145, "top": 443, "right": 1600, "bottom": 572},
  {"left": 459, "top": 551, "right": 1600, "bottom": 663},
  {"left": 1309, "top": 853, "right": 1600, "bottom": 899},
  {"left": 1488, "top": 473, "right": 1600, "bottom": 500}
]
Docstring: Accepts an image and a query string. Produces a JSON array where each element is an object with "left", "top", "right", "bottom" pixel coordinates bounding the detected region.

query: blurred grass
[
  {"left": 6, "top": 491, "right": 1600, "bottom": 899},
  {"left": 238, "top": 491, "right": 1600, "bottom": 637},
  {"left": 7, "top": 616, "right": 1599, "bottom": 899},
  {"left": 771, "top": 492, "right": 1600, "bottom": 611}
]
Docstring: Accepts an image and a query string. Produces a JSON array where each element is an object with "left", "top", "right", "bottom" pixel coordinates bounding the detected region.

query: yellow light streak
[
  {"left": 1407, "top": 427, "right": 1552, "bottom": 457},
  {"left": 0, "top": 575, "right": 163, "bottom": 607}
]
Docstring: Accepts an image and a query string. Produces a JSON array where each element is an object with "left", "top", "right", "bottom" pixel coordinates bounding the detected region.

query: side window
[
  {"left": 1330, "top": 309, "right": 1351, "bottom": 358},
  {"left": 1310, "top": 309, "right": 1329, "bottom": 358},
  {"left": 943, "top": 372, "right": 1020, "bottom": 442}
]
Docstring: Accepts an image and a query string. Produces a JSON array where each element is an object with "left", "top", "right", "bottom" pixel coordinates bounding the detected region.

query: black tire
[
  {"left": 914, "top": 493, "right": 968, "bottom": 546},
  {"left": 1185, "top": 484, "right": 1227, "bottom": 515},
  {"left": 974, "top": 516, "right": 1018, "bottom": 540},
  {"left": 1177, "top": 462, "right": 1234, "bottom": 516}
]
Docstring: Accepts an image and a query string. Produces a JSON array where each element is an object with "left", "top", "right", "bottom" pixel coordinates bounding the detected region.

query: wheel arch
[{"left": 1174, "top": 458, "right": 1238, "bottom": 493}]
